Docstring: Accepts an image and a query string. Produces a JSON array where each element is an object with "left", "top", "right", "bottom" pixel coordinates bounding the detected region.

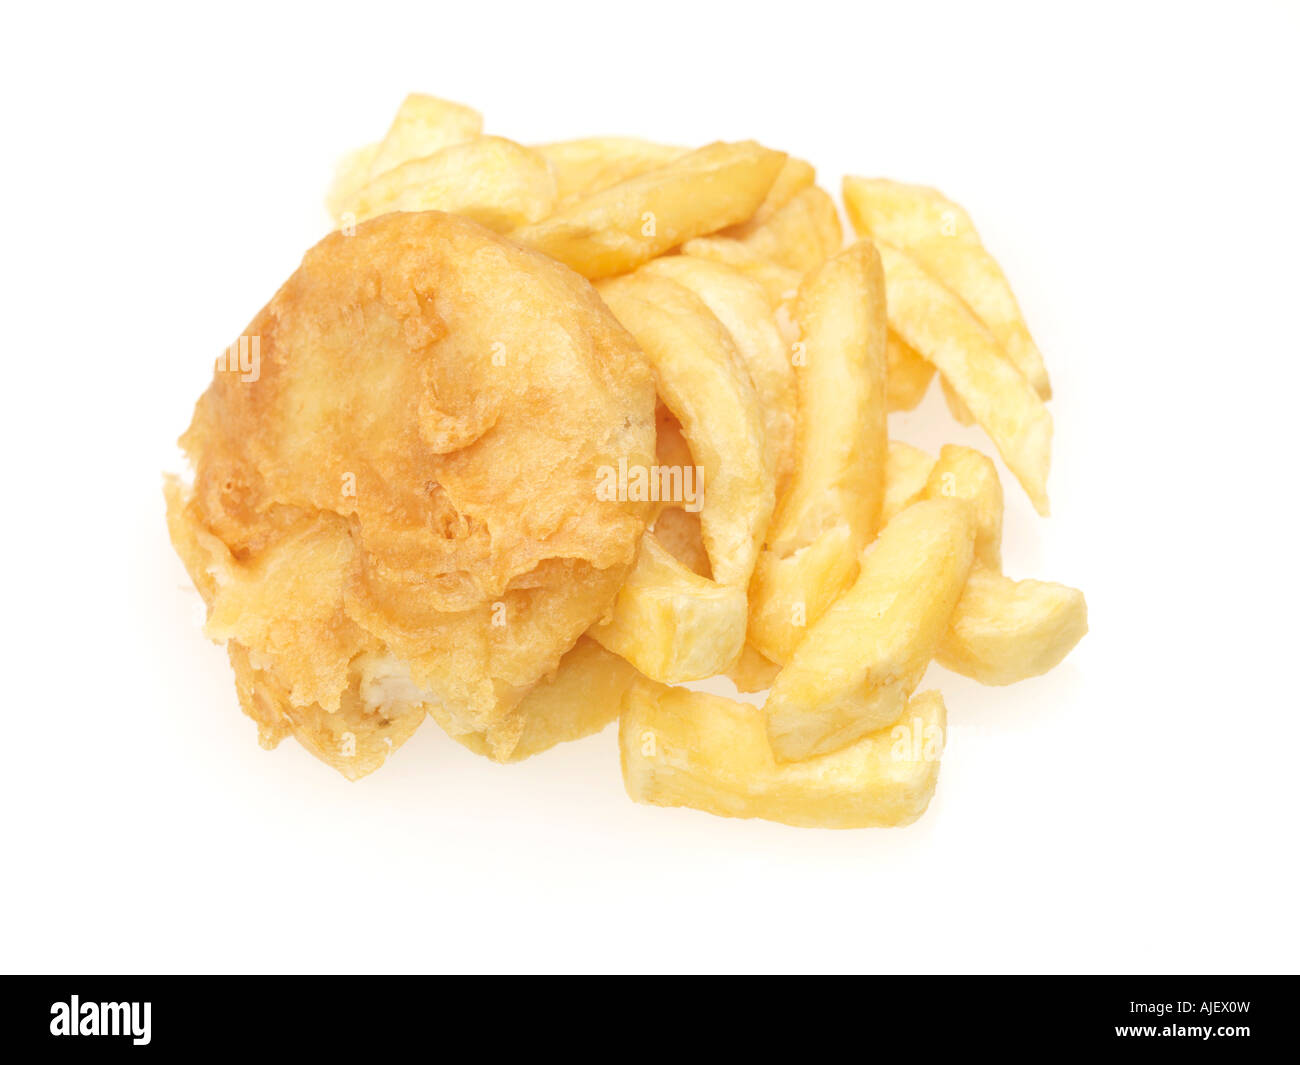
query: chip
[
  {"left": 513, "top": 140, "right": 787, "bottom": 279},
  {"left": 763, "top": 499, "right": 974, "bottom": 761},
  {"left": 875, "top": 242, "right": 1053, "bottom": 514},
  {"left": 535, "top": 137, "right": 686, "bottom": 203},
  {"left": 939, "top": 569, "right": 1088, "bottom": 685},
  {"left": 348, "top": 136, "right": 556, "bottom": 231},
  {"left": 843, "top": 176, "right": 1051, "bottom": 398},
  {"left": 747, "top": 240, "right": 888, "bottom": 665},
  {"left": 621, "top": 681, "right": 947, "bottom": 828},
  {"left": 366, "top": 93, "right": 482, "bottom": 180}
]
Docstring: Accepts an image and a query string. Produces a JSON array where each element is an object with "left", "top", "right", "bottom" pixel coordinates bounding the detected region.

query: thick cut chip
[
  {"left": 513, "top": 140, "right": 786, "bottom": 279},
  {"left": 729, "top": 185, "right": 843, "bottom": 274},
  {"left": 167, "top": 212, "right": 657, "bottom": 774},
  {"left": 748, "top": 240, "right": 888, "bottom": 665},
  {"left": 589, "top": 273, "right": 773, "bottom": 682},
  {"left": 621, "top": 683, "right": 947, "bottom": 828},
  {"left": 922, "top": 445, "right": 1003, "bottom": 570},
  {"left": 843, "top": 176, "right": 1050, "bottom": 398},
  {"left": 749, "top": 522, "right": 857, "bottom": 660},
  {"left": 678, "top": 236, "right": 803, "bottom": 344},
  {"left": 877, "top": 242, "right": 1053, "bottom": 514},
  {"left": 589, "top": 536, "right": 747, "bottom": 683},
  {"left": 723, "top": 156, "right": 816, "bottom": 234},
  {"left": 534, "top": 137, "right": 686, "bottom": 203},
  {"left": 366, "top": 93, "right": 483, "bottom": 180},
  {"left": 891, "top": 445, "right": 1082, "bottom": 684},
  {"left": 881, "top": 441, "right": 935, "bottom": 524},
  {"left": 763, "top": 499, "right": 974, "bottom": 761},
  {"left": 680, "top": 236, "right": 802, "bottom": 309},
  {"left": 349, "top": 137, "right": 557, "bottom": 231},
  {"left": 642, "top": 254, "right": 797, "bottom": 488},
  {"left": 887, "top": 331, "right": 935, "bottom": 411},
  {"left": 507, "top": 638, "right": 641, "bottom": 760},
  {"left": 597, "top": 273, "right": 773, "bottom": 591},
  {"left": 939, "top": 568, "right": 1087, "bottom": 684}
]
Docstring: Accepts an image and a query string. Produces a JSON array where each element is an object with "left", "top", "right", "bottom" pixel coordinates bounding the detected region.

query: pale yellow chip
[
  {"left": 763, "top": 499, "right": 974, "bottom": 761},
  {"left": 349, "top": 136, "right": 557, "bottom": 231},
  {"left": 729, "top": 185, "right": 843, "bottom": 274},
  {"left": 748, "top": 240, "right": 888, "bottom": 665},
  {"left": 442, "top": 637, "right": 640, "bottom": 762},
  {"left": 506, "top": 638, "right": 642, "bottom": 761},
  {"left": 678, "top": 236, "right": 803, "bottom": 344},
  {"left": 620, "top": 682, "right": 947, "bottom": 829},
  {"left": 590, "top": 273, "right": 775, "bottom": 682},
  {"left": 748, "top": 522, "right": 858, "bottom": 661},
  {"left": 877, "top": 242, "right": 1053, "bottom": 514},
  {"left": 939, "top": 568, "right": 1087, "bottom": 685},
  {"left": 843, "top": 176, "right": 1050, "bottom": 398},
  {"left": 723, "top": 156, "right": 816, "bottom": 234},
  {"left": 589, "top": 536, "right": 748, "bottom": 684},
  {"left": 891, "top": 446, "right": 1084, "bottom": 684},
  {"left": 597, "top": 273, "right": 773, "bottom": 591},
  {"left": 680, "top": 236, "right": 803, "bottom": 309},
  {"left": 513, "top": 140, "right": 786, "bottom": 279},
  {"left": 534, "top": 137, "right": 686, "bottom": 203},
  {"left": 922, "top": 444, "right": 1003, "bottom": 570},
  {"left": 367, "top": 93, "right": 483, "bottom": 180},
  {"left": 642, "top": 254, "right": 797, "bottom": 489}
]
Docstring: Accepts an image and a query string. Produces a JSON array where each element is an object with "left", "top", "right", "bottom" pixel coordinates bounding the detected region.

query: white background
[{"left": 2, "top": 1, "right": 1297, "bottom": 974}]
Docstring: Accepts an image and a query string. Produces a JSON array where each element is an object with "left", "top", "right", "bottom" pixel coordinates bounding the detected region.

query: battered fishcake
[{"left": 167, "top": 212, "right": 657, "bottom": 776}]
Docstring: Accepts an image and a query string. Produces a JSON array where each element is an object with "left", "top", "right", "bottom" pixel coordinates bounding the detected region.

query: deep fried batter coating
[{"left": 168, "top": 212, "right": 657, "bottom": 775}]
